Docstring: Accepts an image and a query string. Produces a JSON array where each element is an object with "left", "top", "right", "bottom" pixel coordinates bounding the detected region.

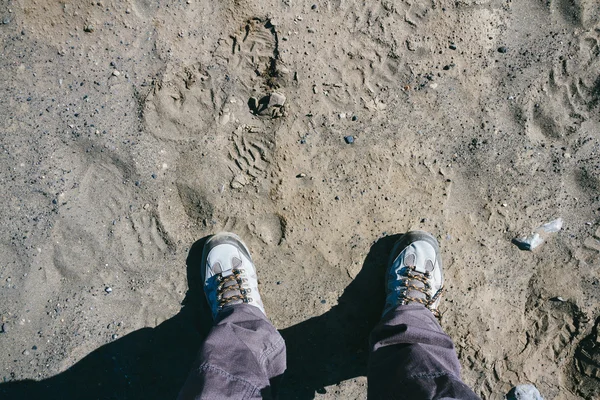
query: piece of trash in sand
[
  {"left": 506, "top": 384, "right": 543, "bottom": 400},
  {"left": 512, "top": 218, "right": 563, "bottom": 251}
]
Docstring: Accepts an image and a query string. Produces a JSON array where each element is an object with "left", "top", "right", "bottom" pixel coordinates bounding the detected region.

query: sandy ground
[{"left": 0, "top": 0, "right": 599, "bottom": 399}]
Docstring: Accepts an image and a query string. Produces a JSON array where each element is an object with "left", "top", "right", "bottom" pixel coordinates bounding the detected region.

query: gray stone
[
  {"left": 268, "top": 92, "right": 286, "bottom": 108},
  {"left": 230, "top": 174, "right": 249, "bottom": 189}
]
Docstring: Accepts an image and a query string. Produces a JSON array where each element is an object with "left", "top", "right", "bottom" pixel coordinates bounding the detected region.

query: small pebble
[
  {"left": 2, "top": 17, "right": 10, "bottom": 24},
  {"left": 268, "top": 92, "right": 286, "bottom": 107},
  {"left": 498, "top": 46, "right": 508, "bottom": 53},
  {"left": 351, "top": 115, "right": 358, "bottom": 121},
  {"left": 22, "top": 350, "right": 30, "bottom": 356},
  {"left": 84, "top": 25, "right": 94, "bottom": 33},
  {"left": 151, "top": 173, "right": 157, "bottom": 179},
  {"left": 0, "top": 323, "right": 6, "bottom": 333},
  {"left": 308, "top": 28, "right": 316, "bottom": 33},
  {"left": 112, "top": 334, "right": 119, "bottom": 340},
  {"left": 105, "top": 287, "right": 113, "bottom": 293},
  {"left": 135, "top": 180, "right": 140, "bottom": 186},
  {"left": 32, "top": 345, "right": 37, "bottom": 350},
  {"left": 311, "top": 4, "right": 317, "bottom": 10},
  {"left": 344, "top": 136, "right": 354, "bottom": 144},
  {"left": 296, "top": 173, "right": 306, "bottom": 178},
  {"left": 449, "top": 44, "right": 457, "bottom": 50},
  {"left": 112, "top": 70, "right": 121, "bottom": 77},
  {"left": 320, "top": 299, "right": 326, "bottom": 304}
]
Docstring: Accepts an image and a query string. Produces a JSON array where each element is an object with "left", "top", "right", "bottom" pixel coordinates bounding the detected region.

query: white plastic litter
[
  {"left": 506, "top": 384, "right": 544, "bottom": 400},
  {"left": 513, "top": 218, "right": 563, "bottom": 251}
]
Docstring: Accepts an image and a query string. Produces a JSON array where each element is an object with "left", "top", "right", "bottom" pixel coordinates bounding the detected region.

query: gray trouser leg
[
  {"left": 368, "top": 304, "right": 480, "bottom": 400},
  {"left": 178, "top": 304, "right": 286, "bottom": 400}
]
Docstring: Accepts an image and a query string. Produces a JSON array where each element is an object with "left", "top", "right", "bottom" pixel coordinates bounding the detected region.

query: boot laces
[
  {"left": 399, "top": 266, "right": 444, "bottom": 318},
  {"left": 216, "top": 269, "right": 252, "bottom": 310}
]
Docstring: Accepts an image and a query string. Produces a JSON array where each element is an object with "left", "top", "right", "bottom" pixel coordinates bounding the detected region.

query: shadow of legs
[
  {"left": 278, "top": 234, "right": 400, "bottom": 399},
  {"left": 0, "top": 234, "right": 399, "bottom": 400},
  {"left": 0, "top": 237, "right": 212, "bottom": 400}
]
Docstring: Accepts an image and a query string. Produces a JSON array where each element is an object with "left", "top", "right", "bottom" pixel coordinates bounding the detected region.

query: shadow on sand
[{"left": 0, "top": 234, "right": 400, "bottom": 400}]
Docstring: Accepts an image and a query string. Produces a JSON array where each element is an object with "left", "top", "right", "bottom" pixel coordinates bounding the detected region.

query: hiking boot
[
  {"left": 383, "top": 231, "right": 444, "bottom": 317},
  {"left": 202, "top": 232, "right": 265, "bottom": 319}
]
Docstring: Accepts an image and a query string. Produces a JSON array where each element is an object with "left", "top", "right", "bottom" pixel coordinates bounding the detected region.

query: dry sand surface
[{"left": 1, "top": 0, "right": 600, "bottom": 399}]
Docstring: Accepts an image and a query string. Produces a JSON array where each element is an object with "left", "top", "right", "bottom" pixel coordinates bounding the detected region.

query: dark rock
[
  {"left": 498, "top": 46, "right": 508, "bottom": 53},
  {"left": 449, "top": 44, "right": 457, "bottom": 50},
  {"left": 351, "top": 115, "right": 358, "bottom": 121},
  {"left": 344, "top": 136, "right": 354, "bottom": 144}
]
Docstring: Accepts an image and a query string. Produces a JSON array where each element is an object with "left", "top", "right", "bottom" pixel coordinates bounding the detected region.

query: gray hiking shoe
[
  {"left": 202, "top": 232, "right": 265, "bottom": 319},
  {"left": 383, "top": 231, "right": 444, "bottom": 317}
]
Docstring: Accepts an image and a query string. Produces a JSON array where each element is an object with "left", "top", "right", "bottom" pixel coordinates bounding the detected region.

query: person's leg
[
  {"left": 178, "top": 304, "right": 285, "bottom": 400},
  {"left": 368, "top": 304, "right": 478, "bottom": 399},
  {"left": 367, "top": 231, "right": 479, "bottom": 400},
  {"left": 179, "top": 233, "right": 286, "bottom": 400}
]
